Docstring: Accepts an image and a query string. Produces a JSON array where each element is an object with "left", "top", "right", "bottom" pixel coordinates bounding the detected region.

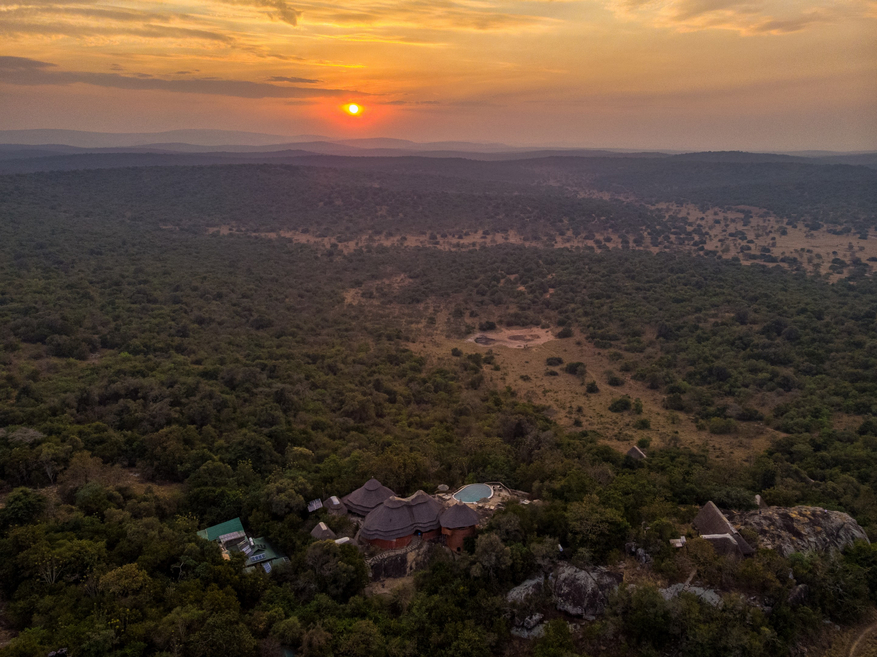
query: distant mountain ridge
[
  {"left": 0, "top": 131, "right": 875, "bottom": 172},
  {"left": 0, "top": 129, "right": 329, "bottom": 148}
]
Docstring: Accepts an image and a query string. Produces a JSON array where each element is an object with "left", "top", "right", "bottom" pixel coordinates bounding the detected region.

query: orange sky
[{"left": 0, "top": 0, "right": 875, "bottom": 150}]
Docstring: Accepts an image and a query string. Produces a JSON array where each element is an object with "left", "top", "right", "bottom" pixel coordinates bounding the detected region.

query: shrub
[
  {"left": 708, "top": 417, "right": 737, "bottom": 434},
  {"left": 634, "top": 418, "right": 651, "bottom": 430},
  {"left": 546, "top": 356, "right": 564, "bottom": 366},
  {"left": 609, "top": 396, "right": 632, "bottom": 413},
  {"left": 586, "top": 381, "right": 600, "bottom": 393}
]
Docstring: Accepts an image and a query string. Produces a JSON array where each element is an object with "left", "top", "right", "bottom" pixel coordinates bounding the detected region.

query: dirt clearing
[{"left": 466, "top": 327, "right": 555, "bottom": 349}]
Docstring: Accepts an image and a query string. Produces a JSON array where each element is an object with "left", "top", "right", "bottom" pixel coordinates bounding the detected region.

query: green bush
[{"left": 609, "top": 396, "right": 632, "bottom": 412}]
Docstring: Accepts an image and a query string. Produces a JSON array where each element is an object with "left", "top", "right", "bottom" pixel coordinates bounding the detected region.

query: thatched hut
[
  {"left": 324, "top": 495, "right": 348, "bottom": 515},
  {"left": 343, "top": 478, "right": 396, "bottom": 516},
  {"left": 310, "top": 522, "right": 336, "bottom": 541},
  {"left": 440, "top": 503, "right": 480, "bottom": 551},
  {"left": 694, "top": 501, "right": 754, "bottom": 556},
  {"left": 360, "top": 490, "right": 443, "bottom": 550}
]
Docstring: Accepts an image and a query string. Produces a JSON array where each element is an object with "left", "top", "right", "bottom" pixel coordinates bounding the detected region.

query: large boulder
[
  {"left": 727, "top": 506, "right": 868, "bottom": 557},
  {"left": 551, "top": 564, "right": 622, "bottom": 620},
  {"left": 506, "top": 576, "right": 546, "bottom": 605}
]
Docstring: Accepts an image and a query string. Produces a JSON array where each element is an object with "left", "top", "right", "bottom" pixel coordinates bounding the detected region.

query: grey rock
[
  {"left": 727, "top": 506, "right": 868, "bottom": 557},
  {"left": 523, "top": 613, "right": 544, "bottom": 630},
  {"left": 787, "top": 584, "right": 809, "bottom": 607},
  {"left": 511, "top": 622, "right": 546, "bottom": 639},
  {"left": 552, "top": 564, "right": 622, "bottom": 619},
  {"left": 506, "top": 576, "right": 546, "bottom": 605},
  {"left": 660, "top": 583, "right": 723, "bottom": 607}
]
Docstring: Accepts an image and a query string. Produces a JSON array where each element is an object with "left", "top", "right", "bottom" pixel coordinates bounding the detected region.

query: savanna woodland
[{"left": 2, "top": 153, "right": 877, "bottom": 657}]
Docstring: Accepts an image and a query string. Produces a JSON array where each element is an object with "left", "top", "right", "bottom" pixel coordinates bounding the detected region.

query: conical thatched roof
[
  {"left": 343, "top": 478, "right": 396, "bottom": 516},
  {"left": 440, "top": 502, "right": 480, "bottom": 529},
  {"left": 310, "top": 522, "right": 336, "bottom": 540},
  {"left": 694, "top": 501, "right": 754, "bottom": 556},
  {"left": 360, "top": 490, "right": 442, "bottom": 541}
]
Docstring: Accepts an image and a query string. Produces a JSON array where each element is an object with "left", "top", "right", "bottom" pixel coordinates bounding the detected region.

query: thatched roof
[
  {"left": 324, "top": 495, "right": 347, "bottom": 513},
  {"left": 343, "top": 478, "right": 396, "bottom": 516},
  {"left": 440, "top": 502, "right": 480, "bottom": 529},
  {"left": 626, "top": 446, "right": 647, "bottom": 461},
  {"left": 360, "top": 490, "right": 442, "bottom": 541},
  {"left": 310, "top": 522, "right": 336, "bottom": 540},
  {"left": 694, "top": 501, "right": 754, "bottom": 556},
  {"left": 702, "top": 534, "right": 745, "bottom": 557}
]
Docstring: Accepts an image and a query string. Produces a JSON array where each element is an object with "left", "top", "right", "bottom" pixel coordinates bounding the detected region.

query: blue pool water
[{"left": 454, "top": 484, "right": 493, "bottom": 503}]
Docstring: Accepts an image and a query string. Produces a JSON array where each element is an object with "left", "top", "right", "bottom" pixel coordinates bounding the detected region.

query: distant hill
[{"left": 0, "top": 128, "right": 328, "bottom": 148}]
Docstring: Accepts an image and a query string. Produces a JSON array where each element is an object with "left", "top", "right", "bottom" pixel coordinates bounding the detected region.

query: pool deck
[
  {"left": 438, "top": 482, "right": 531, "bottom": 513},
  {"left": 453, "top": 484, "right": 494, "bottom": 504}
]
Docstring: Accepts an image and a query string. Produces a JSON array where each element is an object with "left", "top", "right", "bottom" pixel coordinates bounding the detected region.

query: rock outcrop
[
  {"left": 506, "top": 564, "right": 622, "bottom": 624},
  {"left": 726, "top": 506, "right": 868, "bottom": 557},
  {"left": 506, "top": 576, "right": 547, "bottom": 605},
  {"left": 660, "top": 583, "right": 723, "bottom": 607},
  {"left": 551, "top": 564, "right": 623, "bottom": 620},
  {"left": 367, "top": 539, "right": 433, "bottom": 580}
]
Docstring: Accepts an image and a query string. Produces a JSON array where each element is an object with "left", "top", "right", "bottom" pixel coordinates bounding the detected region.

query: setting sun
[{"left": 345, "top": 104, "right": 361, "bottom": 116}]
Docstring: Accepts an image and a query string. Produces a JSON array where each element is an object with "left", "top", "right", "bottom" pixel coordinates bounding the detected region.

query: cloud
[
  {"left": 268, "top": 75, "right": 322, "bottom": 83},
  {"left": 0, "top": 56, "right": 360, "bottom": 99},
  {"left": 384, "top": 99, "right": 442, "bottom": 105},
  {"left": 0, "top": 17, "right": 237, "bottom": 43},
  {"left": 220, "top": 0, "right": 302, "bottom": 25},
  {"left": 603, "top": 0, "right": 873, "bottom": 34},
  {"left": 303, "top": 0, "right": 556, "bottom": 31}
]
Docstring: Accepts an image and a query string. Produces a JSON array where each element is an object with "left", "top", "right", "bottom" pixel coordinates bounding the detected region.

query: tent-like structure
[
  {"left": 310, "top": 522, "right": 337, "bottom": 540},
  {"left": 343, "top": 478, "right": 396, "bottom": 516},
  {"left": 694, "top": 501, "right": 755, "bottom": 556},
  {"left": 440, "top": 502, "right": 480, "bottom": 551},
  {"left": 360, "top": 490, "right": 443, "bottom": 549},
  {"left": 626, "top": 445, "right": 647, "bottom": 461}
]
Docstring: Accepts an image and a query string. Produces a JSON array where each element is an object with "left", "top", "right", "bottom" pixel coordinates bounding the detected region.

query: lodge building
[{"left": 338, "top": 478, "right": 482, "bottom": 550}]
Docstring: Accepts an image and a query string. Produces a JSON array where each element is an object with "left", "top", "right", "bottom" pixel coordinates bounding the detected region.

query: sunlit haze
[{"left": 1, "top": 0, "right": 875, "bottom": 150}]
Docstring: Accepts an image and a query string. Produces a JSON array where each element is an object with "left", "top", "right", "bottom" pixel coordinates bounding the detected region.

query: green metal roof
[
  {"left": 197, "top": 517, "right": 245, "bottom": 541},
  {"left": 245, "top": 537, "right": 286, "bottom": 566}
]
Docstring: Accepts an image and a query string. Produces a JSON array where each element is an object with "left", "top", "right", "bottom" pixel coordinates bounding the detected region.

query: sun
[{"left": 344, "top": 103, "right": 362, "bottom": 116}]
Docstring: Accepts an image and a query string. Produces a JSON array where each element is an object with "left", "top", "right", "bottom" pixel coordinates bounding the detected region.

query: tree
[
  {"left": 1, "top": 487, "right": 46, "bottom": 526},
  {"left": 306, "top": 540, "right": 369, "bottom": 601},
  {"left": 567, "top": 495, "right": 630, "bottom": 560},
  {"left": 533, "top": 619, "right": 576, "bottom": 657},
  {"left": 471, "top": 533, "right": 512, "bottom": 579}
]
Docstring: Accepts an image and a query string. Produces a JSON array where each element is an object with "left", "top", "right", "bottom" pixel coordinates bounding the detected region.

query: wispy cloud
[
  {"left": 221, "top": 0, "right": 302, "bottom": 25},
  {"left": 268, "top": 75, "right": 322, "bottom": 83},
  {"left": 0, "top": 56, "right": 359, "bottom": 98},
  {"left": 603, "top": 0, "right": 873, "bottom": 34}
]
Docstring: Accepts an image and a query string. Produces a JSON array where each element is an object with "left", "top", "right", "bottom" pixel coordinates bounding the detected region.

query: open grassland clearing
[
  {"left": 207, "top": 200, "right": 876, "bottom": 283},
  {"left": 399, "top": 308, "right": 780, "bottom": 464}
]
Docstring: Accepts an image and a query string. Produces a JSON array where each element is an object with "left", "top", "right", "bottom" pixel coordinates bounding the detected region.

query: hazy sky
[{"left": 1, "top": 0, "right": 875, "bottom": 150}]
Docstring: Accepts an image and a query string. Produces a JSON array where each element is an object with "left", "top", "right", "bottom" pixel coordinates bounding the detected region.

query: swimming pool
[{"left": 454, "top": 483, "right": 493, "bottom": 504}]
